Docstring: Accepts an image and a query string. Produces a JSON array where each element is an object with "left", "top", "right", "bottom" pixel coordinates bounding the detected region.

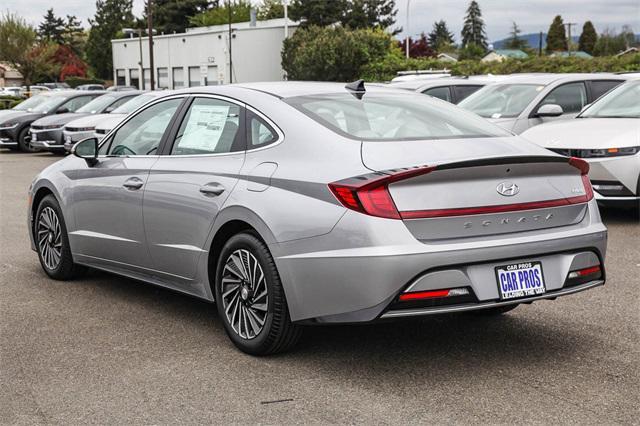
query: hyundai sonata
[{"left": 28, "top": 82, "right": 607, "bottom": 355}]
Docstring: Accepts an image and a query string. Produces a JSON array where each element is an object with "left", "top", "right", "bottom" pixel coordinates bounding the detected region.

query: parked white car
[
  {"left": 459, "top": 73, "right": 629, "bottom": 134},
  {"left": 521, "top": 79, "right": 640, "bottom": 207}
]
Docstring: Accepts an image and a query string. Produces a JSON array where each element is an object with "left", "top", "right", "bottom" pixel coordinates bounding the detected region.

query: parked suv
[{"left": 458, "top": 74, "right": 627, "bottom": 133}]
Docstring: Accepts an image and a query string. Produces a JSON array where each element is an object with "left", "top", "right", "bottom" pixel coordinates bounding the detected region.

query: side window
[
  {"left": 171, "top": 97, "right": 242, "bottom": 155},
  {"left": 246, "top": 111, "right": 278, "bottom": 149},
  {"left": 539, "top": 82, "right": 587, "bottom": 114},
  {"left": 453, "top": 85, "right": 483, "bottom": 103},
  {"left": 589, "top": 80, "right": 622, "bottom": 101},
  {"left": 107, "top": 98, "right": 182, "bottom": 155},
  {"left": 422, "top": 86, "right": 452, "bottom": 102},
  {"left": 62, "top": 96, "right": 95, "bottom": 112},
  {"left": 108, "top": 96, "right": 134, "bottom": 111}
]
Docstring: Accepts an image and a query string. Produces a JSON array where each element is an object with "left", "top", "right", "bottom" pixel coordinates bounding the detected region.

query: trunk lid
[{"left": 361, "top": 137, "right": 590, "bottom": 240}]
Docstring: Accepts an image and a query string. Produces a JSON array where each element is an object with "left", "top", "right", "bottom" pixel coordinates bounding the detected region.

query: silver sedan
[{"left": 28, "top": 82, "right": 607, "bottom": 354}]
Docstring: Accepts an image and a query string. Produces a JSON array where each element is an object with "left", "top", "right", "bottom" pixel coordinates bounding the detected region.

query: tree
[
  {"left": 0, "top": 12, "right": 56, "bottom": 86},
  {"left": 428, "top": 20, "right": 454, "bottom": 52},
  {"left": 189, "top": 1, "right": 252, "bottom": 27},
  {"left": 289, "top": 0, "right": 347, "bottom": 27},
  {"left": 398, "top": 33, "right": 434, "bottom": 58},
  {"left": 504, "top": 22, "right": 528, "bottom": 49},
  {"left": 593, "top": 27, "right": 635, "bottom": 56},
  {"left": 461, "top": 1, "right": 487, "bottom": 50},
  {"left": 282, "top": 26, "right": 393, "bottom": 81},
  {"left": 145, "top": 0, "right": 213, "bottom": 34},
  {"left": 85, "top": 0, "right": 134, "bottom": 80},
  {"left": 342, "top": 0, "right": 398, "bottom": 32},
  {"left": 458, "top": 42, "right": 485, "bottom": 60},
  {"left": 545, "top": 15, "right": 567, "bottom": 53},
  {"left": 258, "top": 0, "right": 284, "bottom": 20},
  {"left": 578, "top": 21, "right": 597, "bottom": 54},
  {"left": 38, "top": 9, "right": 65, "bottom": 44}
]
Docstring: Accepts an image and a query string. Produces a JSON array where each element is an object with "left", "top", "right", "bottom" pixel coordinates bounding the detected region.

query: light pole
[
  {"left": 564, "top": 22, "right": 576, "bottom": 56},
  {"left": 147, "top": 0, "right": 155, "bottom": 90},
  {"left": 228, "top": 0, "right": 233, "bottom": 84},
  {"left": 405, "top": 0, "right": 411, "bottom": 58}
]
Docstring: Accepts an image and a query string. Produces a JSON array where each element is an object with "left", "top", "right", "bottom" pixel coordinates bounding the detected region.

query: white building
[{"left": 111, "top": 18, "right": 298, "bottom": 89}]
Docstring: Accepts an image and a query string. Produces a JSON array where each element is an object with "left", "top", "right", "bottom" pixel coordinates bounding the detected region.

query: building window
[
  {"left": 143, "top": 69, "right": 151, "bottom": 90},
  {"left": 116, "top": 69, "right": 126, "bottom": 86},
  {"left": 129, "top": 69, "right": 140, "bottom": 89},
  {"left": 157, "top": 67, "right": 168, "bottom": 89},
  {"left": 188, "top": 66, "right": 201, "bottom": 87},
  {"left": 172, "top": 67, "right": 184, "bottom": 89}
]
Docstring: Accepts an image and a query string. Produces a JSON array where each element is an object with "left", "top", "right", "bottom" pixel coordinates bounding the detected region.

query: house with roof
[
  {"left": 0, "top": 63, "right": 23, "bottom": 88},
  {"left": 481, "top": 49, "right": 528, "bottom": 62},
  {"left": 549, "top": 51, "right": 593, "bottom": 59},
  {"left": 436, "top": 52, "right": 459, "bottom": 62}
]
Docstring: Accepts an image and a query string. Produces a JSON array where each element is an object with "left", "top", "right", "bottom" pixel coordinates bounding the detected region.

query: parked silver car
[
  {"left": 388, "top": 77, "right": 487, "bottom": 104},
  {"left": 458, "top": 74, "right": 628, "bottom": 133},
  {"left": 29, "top": 82, "right": 607, "bottom": 355},
  {"left": 522, "top": 79, "right": 640, "bottom": 207}
]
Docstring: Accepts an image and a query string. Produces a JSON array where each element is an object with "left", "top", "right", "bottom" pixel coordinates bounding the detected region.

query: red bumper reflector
[
  {"left": 399, "top": 289, "right": 450, "bottom": 301},
  {"left": 576, "top": 265, "right": 601, "bottom": 276}
]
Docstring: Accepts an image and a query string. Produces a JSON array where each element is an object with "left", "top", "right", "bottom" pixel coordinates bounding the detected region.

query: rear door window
[
  {"left": 453, "top": 85, "right": 483, "bottom": 103},
  {"left": 422, "top": 86, "right": 451, "bottom": 102},
  {"left": 588, "top": 80, "right": 623, "bottom": 101},
  {"left": 538, "top": 82, "right": 587, "bottom": 114}
]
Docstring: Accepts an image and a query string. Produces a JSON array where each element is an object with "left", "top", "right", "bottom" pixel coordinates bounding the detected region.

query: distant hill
[{"left": 492, "top": 32, "right": 640, "bottom": 50}]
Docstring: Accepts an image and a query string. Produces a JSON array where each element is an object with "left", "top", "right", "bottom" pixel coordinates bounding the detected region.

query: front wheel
[
  {"left": 35, "top": 195, "right": 84, "bottom": 280},
  {"left": 214, "top": 232, "right": 302, "bottom": 355},
  {"left": 17, "top": 127, "right": 38, "bottom": 152}
]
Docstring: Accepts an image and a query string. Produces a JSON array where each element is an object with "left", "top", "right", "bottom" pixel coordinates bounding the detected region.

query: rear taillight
[
  {"left": 568, "top": 157, "right": 594, "bottom": 203},
  {"left": 329, "top": 165, "right": 435, "bottom": 219}
]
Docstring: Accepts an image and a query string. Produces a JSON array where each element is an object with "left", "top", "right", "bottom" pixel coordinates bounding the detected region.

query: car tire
[
  {"left": 35, "top": 195, "right": 85, "bottom": 280},
  {"left": 17, "top": 126, "right": 38, "bottom": 153},
  {"left": 214, "top": 232, "right": 302, "bottom": 355},
  {"left": 470, "top": 304, "right": 519, "bottom": 316}
]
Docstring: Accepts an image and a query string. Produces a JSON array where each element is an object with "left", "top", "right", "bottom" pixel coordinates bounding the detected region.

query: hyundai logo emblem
[{"left": 496, "top": 181, "right": 519, "bottom": 196}]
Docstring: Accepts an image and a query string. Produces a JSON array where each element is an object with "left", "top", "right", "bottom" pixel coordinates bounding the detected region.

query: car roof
[
  {"left": 46, "top": 90, "right": 107, "bottom": 97},
  {"left": 490, "top": 73, "right": 628, "bottom": 86},
  {"left": 388, "top": 78, "right": 486, "bottom": 91},
  {"left": 104, "top": 90, "right": 145, "bottom": 98}
]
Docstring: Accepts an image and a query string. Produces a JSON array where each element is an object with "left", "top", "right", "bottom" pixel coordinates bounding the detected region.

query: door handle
[
  {"left": 199, "top": 182, "right": 225, "bottom": 197},
  {"left": 123, "top": 177, "right": 144, "bottom": 190}
]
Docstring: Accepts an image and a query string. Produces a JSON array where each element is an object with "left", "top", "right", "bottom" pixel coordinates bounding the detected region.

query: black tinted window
[
  {"left": 589, "top": 80, "right": 623, "bottom": 101},
  {"left": 453, "top": 85, "right": 483, "bottom": 103},
  {"left": 422, "top": 86, "right": 451, "bottom": 102}
]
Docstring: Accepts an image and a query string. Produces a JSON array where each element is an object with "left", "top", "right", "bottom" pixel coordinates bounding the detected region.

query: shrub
[
  {"left": 0, "top": 95, "right": 23, "bottom": 110},
  {"left": 361, "top": 53, "right": 640, "bottom": 81},
  {"left": 282, "top": 26, "right": 395, "bottom": 81}
]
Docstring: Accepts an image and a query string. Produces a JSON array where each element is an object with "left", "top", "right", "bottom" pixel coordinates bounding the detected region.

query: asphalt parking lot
[{"left": 1, "top": 151, "right": 639, "bottom": 424}]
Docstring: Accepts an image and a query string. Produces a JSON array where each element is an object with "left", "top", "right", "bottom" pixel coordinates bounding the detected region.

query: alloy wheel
[
  {"left": 37, "top": 207, "right": 62, "bottom": 270},
  {"left": 220, "top": 249, "right": 269, "bottom": 340}
]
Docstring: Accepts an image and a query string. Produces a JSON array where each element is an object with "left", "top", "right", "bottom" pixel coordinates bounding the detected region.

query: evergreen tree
[
  {"left": 258, "top": 0, "right": 284, "bottom": 20},
  {"left": 189, "top": 0, "right": 251, "bottom": 27},
  {"left": 145, "top": 0, "right": 214, "bottom": 34},
  {"left": 342, "top": 0, "right": 397, "bottom": 32},
  {"left": 38, "top": 8, "right": 65, "bottom": 44},
  {"left": 504, "top": 21, "right": 528, "bottom": 49},
  {"left": 289, "top": 0, "right": 347, "bottom": 27},
  {"left": 62, "top": 15, "right": 85, "bottom": 54},
  {"left": 85, "top": 0, "right": 134, "bottom": 80},
  {"left": 578, "top": 21, "right": 597, "bottom": 54},
  {"left": 428, "top": 20, "right": 454, "bottom": 51},
  {"left": 545, "top": 15, "right": 567, "bottom": 53},
  {"left": 461, "top": 1, "right": 487, "bottom": 50}
]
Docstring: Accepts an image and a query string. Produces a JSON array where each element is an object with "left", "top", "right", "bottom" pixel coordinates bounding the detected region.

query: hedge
[
  {"left": 0, "top": 95, "right": 23, "bottom": 110},
  {"left": 361, "top": 53, "right": 640, "bottom": 81}
]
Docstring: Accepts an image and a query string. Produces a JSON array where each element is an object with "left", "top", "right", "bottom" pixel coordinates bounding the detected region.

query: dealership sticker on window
[{"left": 179, "top": 105, "right": 231, "bottom": 151}]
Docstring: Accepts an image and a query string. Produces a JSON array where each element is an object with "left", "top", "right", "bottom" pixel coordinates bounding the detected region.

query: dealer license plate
[{"left": 495, "top": 261, "right": 545, "bottom": 300}]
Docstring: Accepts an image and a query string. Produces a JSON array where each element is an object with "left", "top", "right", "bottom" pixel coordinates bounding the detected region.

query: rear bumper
[{"left": 274, "top": 200, "right": 607, "bottom": 323}]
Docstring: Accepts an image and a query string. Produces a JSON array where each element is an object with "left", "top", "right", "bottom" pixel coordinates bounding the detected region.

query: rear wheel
[
  {"left": 35, "top": 195, "right": 84, "bottom": 280},
  {"left": 17, "top": 127, "right": 38, "bottom": 152},
  {"left": 214, "top": 232, "right": 302, "bottom": 355}
]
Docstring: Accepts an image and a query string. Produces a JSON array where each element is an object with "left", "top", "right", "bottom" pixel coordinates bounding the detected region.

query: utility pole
[
  {"left": 147, "top": 0, "right": 155, "bottom": 90},
  {"left": 538, "top": 31, "right": 543, "bottom": 56},
  {"left": 564, "top": 22, "right": 576, "bottom": 56},
  {"left": 228, "top": 0, "right": 233, "bottom": 84},
  {"left": 405, "top": 0, "right": 411, "bottom": 58}
]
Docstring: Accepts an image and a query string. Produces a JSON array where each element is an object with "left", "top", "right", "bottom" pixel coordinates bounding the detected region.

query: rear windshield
[
  {"left": 285, "top": 92, "right": 510, "bottom": 141},
  {"left": 458, "top": 84, "right": 544, "bottom": 118}
]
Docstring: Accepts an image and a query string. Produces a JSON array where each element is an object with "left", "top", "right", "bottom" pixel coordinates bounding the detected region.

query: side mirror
[
  {"left": 56, "top": 107, "right": 69, "bottom": 114},
  {"left": 536, "top": 104, "right": 564, "bottom": 117},
  {"left": 72, "top": 137, "right": 99, "bottom": 166}
]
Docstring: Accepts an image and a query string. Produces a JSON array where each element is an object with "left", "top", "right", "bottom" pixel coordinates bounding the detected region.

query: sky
[{"left": 4, "top": 0, "right": 639, "bottom": 42}]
